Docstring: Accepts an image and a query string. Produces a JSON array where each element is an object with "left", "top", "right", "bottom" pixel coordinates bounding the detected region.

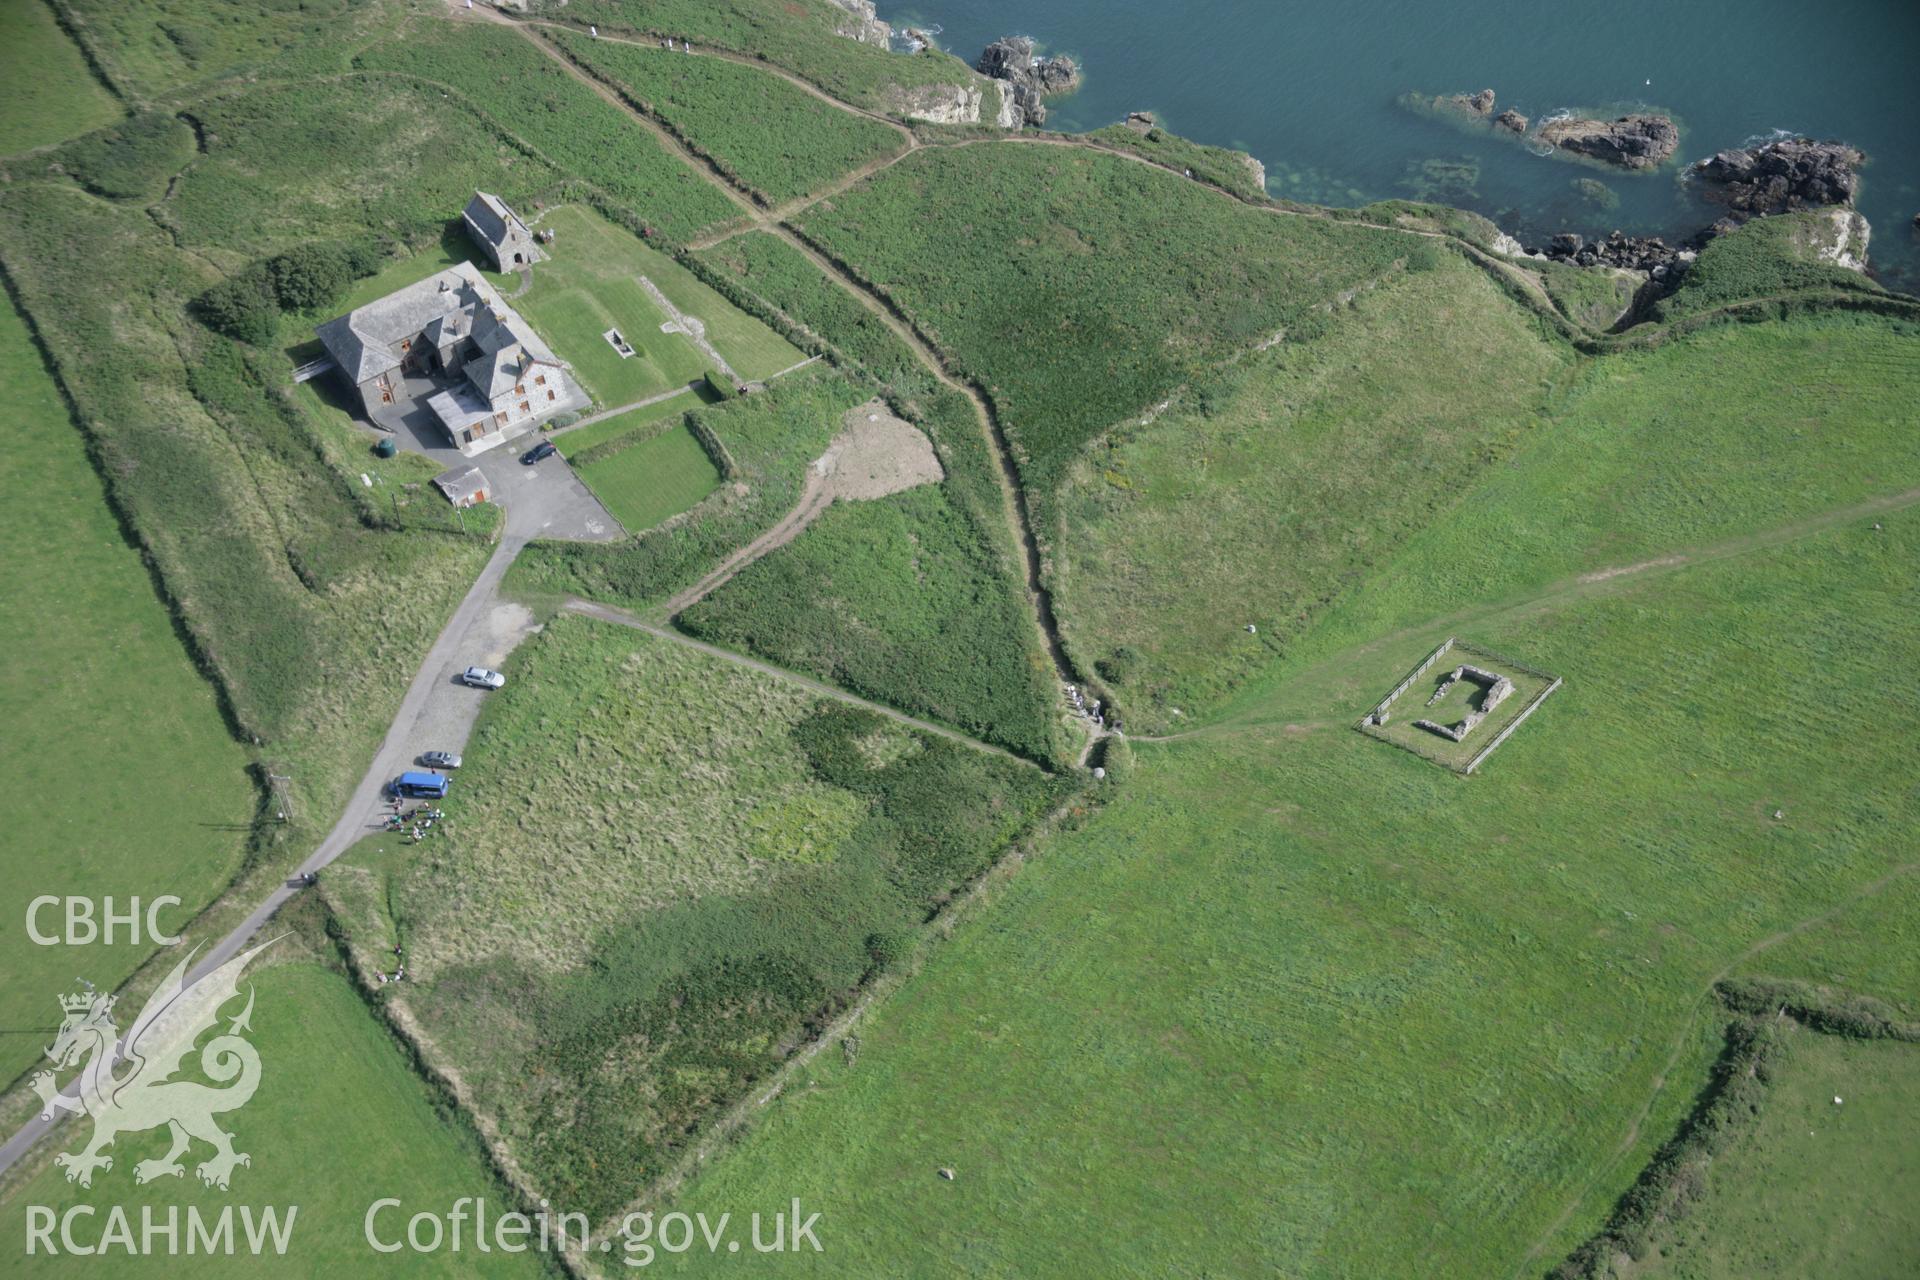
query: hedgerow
[
  {"left": 550, "top": 28, "right": 905, "bottom": 207},
  {"left": 47, "top": 109, "right": 194, "bottom": 199},
  {"left": 507, "top": 366, "right": 866, "bottom": 605},
  {"left": 691, "top": 229, "right": 930, "bottom": 397},
  {"left": 353, "top": 20, "right": 740, "bottom": 245}
]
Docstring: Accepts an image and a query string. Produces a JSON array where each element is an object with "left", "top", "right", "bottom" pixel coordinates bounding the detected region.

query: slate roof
[
  {"left": 432, "top": 464, "right": 489, "bottom": 505},
  {"left": 315, "top": 261, "right": 501, "bottom": 386},
  {"left": 463, "top": 192, "right": 525, "bottom": 249}
]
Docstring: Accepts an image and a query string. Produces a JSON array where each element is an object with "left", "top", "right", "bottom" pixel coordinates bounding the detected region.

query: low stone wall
[
  {"left": 1465, "top": 677, "right": 1562, "bottom": 774},
  {"left": 1365, "top": 637, "right": 1455, "bottom": 725}
]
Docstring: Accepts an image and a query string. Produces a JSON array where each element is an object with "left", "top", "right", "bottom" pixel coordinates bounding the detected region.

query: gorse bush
[{"left": 195, "top": 240, "right": 387, "bottom": 345}]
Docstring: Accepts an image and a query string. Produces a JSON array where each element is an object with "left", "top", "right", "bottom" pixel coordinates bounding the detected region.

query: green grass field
[
  {"left": 530, "top": 0, "right": 986, "bottom": 115},
  {"left": 354, "top": 19, "right": 742, "bottom": 246},
  {"left": 329, "top": 615, "right": 1060, "bottom": 1222},
  {"left": 577, "top": 422, "right": 722, "bottom": 532},
  {"left": 0, "top": 296, "right": 253, "bottom": 1087},
  {"left": 792, "top": 142, "right": 1423, "bottom": 497},
  {"left": 515, "top": 205, "right": 800, "bottom": 407},
  {"left": 552, "top": 31, "right": 907, "bottom": 207},
  {"left": 5, "top": 961, "right": 551, "bottom": 1277},
  {"left": 0, "top": 0, "right": 122, "bottom": 154},
  {"left": 1053, "top": 251, "right": 1572, "bottom": 730},
  {"left": 1622, "top": 1025, "right": 1920, "bottom": 1279}
]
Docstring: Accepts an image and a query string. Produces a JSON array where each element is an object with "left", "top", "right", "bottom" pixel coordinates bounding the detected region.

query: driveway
[{"left": 369, "top": 371, "right": 622, "bottom": 542}]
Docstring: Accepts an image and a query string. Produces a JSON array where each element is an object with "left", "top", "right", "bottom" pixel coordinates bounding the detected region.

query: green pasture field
[
  {"left": 655, "top": 491, "right": 1920, "bottom": 1278},
  {"left": 554, "top": 402, "right": 687, "bottom": 458},
  {"left": 328, "top": 615, "right": 1060, "bottom": 1221},
  {"left": 509, "top": 367, "right": 865, "bottom": 608},
  {"left": 354, "top": 19, "right": 742, "bottom": 246},
  {"left": 528, "top": 0, "right": 985, "bottom": 115},
  {"left": 1280, "top": 312, "right": 1920, "bottom": 680},
  {"left": 692, "top": 230, "right": 928, "bottom": 396},
  {"left": 163, "top": 76, "right": 563, "bottom": 266},
  {"left": 680, "top": 481, "right": 1067, "bottom": 762},
  {"left": 63, "top": 0, "right": 377, "bottom": 98},
  {"left": 514, "top": 204, "right": 801, "bottom": 407},
  {"left": 1052, "top": 252, "right": 1572, "bottom": 730},
  {"left": 791, "top": 142, "right": 1423, "bottom": 497},
  {"left": 1622, "top": 1024, "right": 1920, "bottom": 1279},
  {"left": 0, "top": 147, "right": 498, "bottom": 894},
  {"left": 551, "top": 30, "right": 907, "bottom": 206},
  {"left": 577, "top": 422, "right": 722, "bottom": 532},
  {"left": 0, "top": 296, "right": 253, "bottom": 1087},
  {"left": 0, "top": 0, "right": 121, "bottom": 154},
  {"left": 4, "top": 962, "right": 551, "bottom": 1278}
]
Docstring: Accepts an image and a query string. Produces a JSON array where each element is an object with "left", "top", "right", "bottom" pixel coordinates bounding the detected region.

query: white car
[{"left": 461, "top": 666, "right": 506, "bottom": 690}]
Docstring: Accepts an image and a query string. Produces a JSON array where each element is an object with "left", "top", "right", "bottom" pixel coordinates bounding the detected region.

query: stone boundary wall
[
  {"left": 1363, "top": 637, "right": 1455, "bottom": 725},
  {"left": 1464, "top": 676, "right": 1562, "bottom": 774}
]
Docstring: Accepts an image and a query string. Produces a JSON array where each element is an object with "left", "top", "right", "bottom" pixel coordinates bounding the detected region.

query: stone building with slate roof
[
  {"left": 462, "top": 191, "right": 545, "bottom": 272},
  {"left": 314, "top": 260, "right": 585, "bottom": 454}
]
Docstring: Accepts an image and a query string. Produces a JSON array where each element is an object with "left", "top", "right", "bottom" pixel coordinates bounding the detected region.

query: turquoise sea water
[{"left": 882, "top": 0, "right": 1920, "bottom": 288}]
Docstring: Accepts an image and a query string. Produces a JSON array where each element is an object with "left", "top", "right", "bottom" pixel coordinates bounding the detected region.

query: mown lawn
[
  {"left": 514, "top": 205, "right": 800, "bottom": 407},
  {"left": 554, "top": 401, "right": 690, "bottom": 458},
  {"left": 5, "top": 962, "right": 552, "bottom": 1278},
  {"left": 330, "top": 615, "right": 1061, "bottom": 1222},
  {"left": 552, "top": 30, "right": 907, "bottom": 206},
  {"left": 1621, "top": 1025, "right": 1920, "bottom": 1279},
  {"left": 578, "top": 422, "right": 722, "bottom": 532},
  {"left": 0, "top": 296, "right": 253, "bottom": 1087},
  {"left": 0, "top": 0, "right": 121, "bottom": 154}
]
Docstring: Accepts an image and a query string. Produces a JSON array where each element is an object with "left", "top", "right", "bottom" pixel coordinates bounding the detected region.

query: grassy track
[
  {"left": 0, "top": 295, "right": 252, "bottom": 1086},
  {"left": 0, "top": 0, "right": 121, "bottom": 153},
  {"left": 577, "top": 423, "right": 722, "bottom": 531},
  {"left": 6, "top": 962, "right": 550, "bottom": 1277}
]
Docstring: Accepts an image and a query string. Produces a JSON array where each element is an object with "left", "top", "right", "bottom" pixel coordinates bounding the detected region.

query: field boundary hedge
[{"left": 1552, "top": 979, "right": 1920, "bottom": 1279}]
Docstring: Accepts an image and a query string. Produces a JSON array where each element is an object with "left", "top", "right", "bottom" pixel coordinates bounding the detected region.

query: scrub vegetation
[
  {"left": 551, "top": 29, "right": 908, "bottom": 207},
  {"left": 330, "top": 617, "right": 1063, "bottom": 1222},
  {"left": 354, "top": 19, "right": 742, "bottom": 245},
  {"left": 791, "top": 142, "right": 1425, "bottom": 499}
]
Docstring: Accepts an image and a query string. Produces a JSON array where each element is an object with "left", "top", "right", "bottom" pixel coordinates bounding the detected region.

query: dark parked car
[
  {"left": 420, "top": 751, "right": 463, "bottom": 769},
  {"left": 521, "top": 440, "right": 557, "bottom": 465}
]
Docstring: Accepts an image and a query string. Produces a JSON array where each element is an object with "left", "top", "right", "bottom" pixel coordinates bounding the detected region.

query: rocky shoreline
[{"left": 976, "top": 35, "right": 1082, "bottom": 128}]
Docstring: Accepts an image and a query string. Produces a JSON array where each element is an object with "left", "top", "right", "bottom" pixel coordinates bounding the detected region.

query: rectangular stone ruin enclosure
[{"left": 1356, "top": 638, "right": 1560, "bottom": 774}]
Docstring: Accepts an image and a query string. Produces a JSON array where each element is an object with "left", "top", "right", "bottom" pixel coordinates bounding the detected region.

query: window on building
[
  {"left": 535, "top": 374, "right": 547, "bottom": 386},
  {"left": 515, "top": 383, "right": 525, "bottom": 396},
  {"left": 519, "top": 401, "right": 531, "bottom": 414},
  {"left": 547, "top": 390, "right": 556, "bottom": 401}
]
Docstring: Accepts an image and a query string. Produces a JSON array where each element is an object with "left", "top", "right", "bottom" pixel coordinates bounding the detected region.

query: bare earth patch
[{"left": 666, "top": 399, "right": 940, "bottom": 613}]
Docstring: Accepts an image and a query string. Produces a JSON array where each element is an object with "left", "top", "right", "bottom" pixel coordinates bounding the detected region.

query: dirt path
[{"left": 564, "top": 599, "right": 1025, "bottom": 764}]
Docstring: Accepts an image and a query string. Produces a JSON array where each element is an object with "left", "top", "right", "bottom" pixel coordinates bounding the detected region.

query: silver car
[
  {"left": 420, "top": 751, "right": 463, "bottom": 769},
  {"left": 461, "top": 666, "right": 505, "bottom": 690}
]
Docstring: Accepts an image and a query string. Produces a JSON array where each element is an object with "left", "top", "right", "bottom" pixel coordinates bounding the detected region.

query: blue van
[{"left": 393, "top": 771, "right": 450, "bottom": 799}]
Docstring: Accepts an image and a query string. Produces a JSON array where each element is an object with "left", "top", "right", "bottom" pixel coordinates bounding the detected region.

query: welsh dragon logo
[{"left": 32, "top": 938, "right": 277, "bottom": 1190}]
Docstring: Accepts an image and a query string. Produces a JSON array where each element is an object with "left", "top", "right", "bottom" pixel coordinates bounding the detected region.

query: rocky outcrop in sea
[
  {"left": 977, "top": 36, "right": 1081, "bottom": 128},
  {"left": 1691, "top": 138, "right": 1864, "bottom": 215},
  {"left": 1535, "top": 114, "right": 1680, "bottom": 170},
  {"left": 1534, "top": 230, "right": 1693, "bottom": 278}
]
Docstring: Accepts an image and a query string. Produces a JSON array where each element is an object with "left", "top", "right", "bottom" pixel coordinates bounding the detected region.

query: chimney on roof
[{"left": 439, "top": 278, "right": 451, "bottom": 292}]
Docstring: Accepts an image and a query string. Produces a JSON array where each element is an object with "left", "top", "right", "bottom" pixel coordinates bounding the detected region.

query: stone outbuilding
[
  {"left": 433, "top": 464, "right": 490, "bottom": 508},
  {"left": 462, "top": 191, "right": 545, "bottom": 272}
]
